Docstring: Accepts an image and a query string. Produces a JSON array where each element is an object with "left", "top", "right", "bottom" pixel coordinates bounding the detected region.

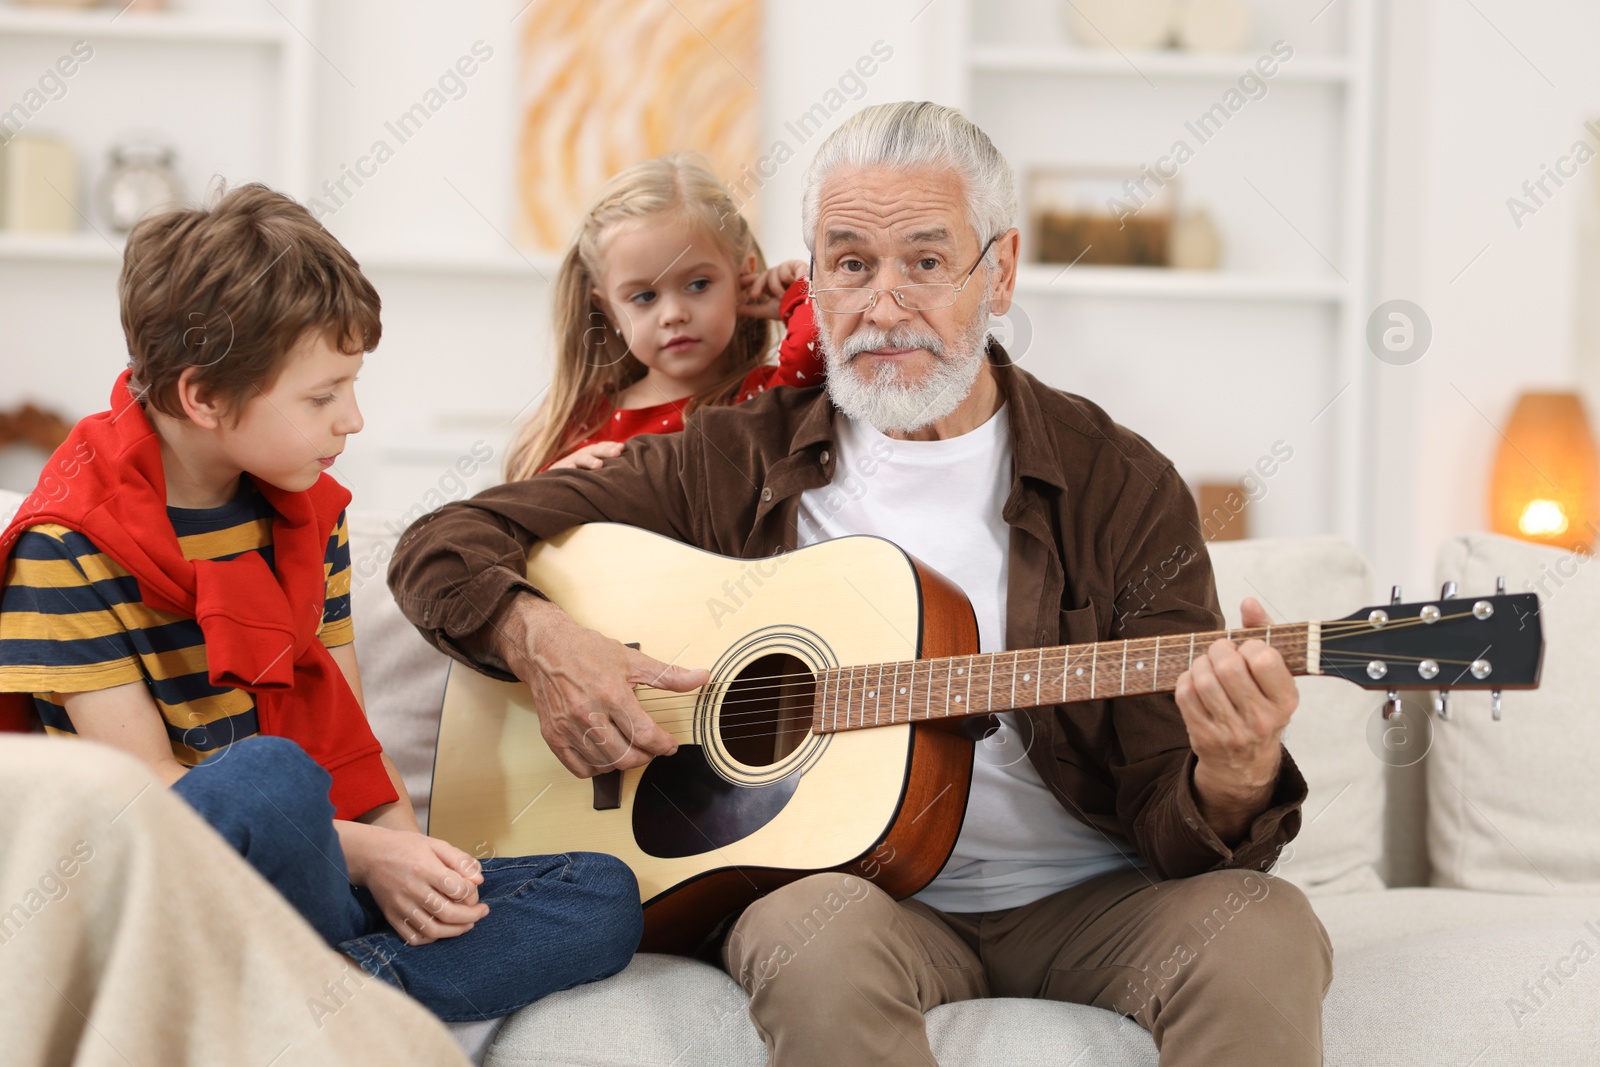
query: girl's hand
[
  {"left": 738, "top": 259, "right": 808, "bottom": 319},
  {"left": 549, "top": 440, "right": 625, "bottom": 470},
  {"left": 342, "top": 822, "right": 488, "bottom": 945}
]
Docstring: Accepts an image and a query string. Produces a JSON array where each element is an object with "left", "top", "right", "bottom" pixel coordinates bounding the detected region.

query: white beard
[{"left": 819, "top": 294, "right": 992, "bottom": 434}]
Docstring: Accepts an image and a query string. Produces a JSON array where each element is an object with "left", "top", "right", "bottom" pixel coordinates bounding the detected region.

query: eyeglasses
[{"left": 809, "top": 234, "right": 999, "bottom": 315}]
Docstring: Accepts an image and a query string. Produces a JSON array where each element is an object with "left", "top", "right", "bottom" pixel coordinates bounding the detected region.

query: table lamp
[{"left": 1488, "top": 391, "right": 1599, "bottom": 551}]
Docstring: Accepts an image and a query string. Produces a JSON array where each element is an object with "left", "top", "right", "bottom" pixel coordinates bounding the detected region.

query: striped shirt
[{"left": 0, "top": 483, "right": 353, "bottom": 764}]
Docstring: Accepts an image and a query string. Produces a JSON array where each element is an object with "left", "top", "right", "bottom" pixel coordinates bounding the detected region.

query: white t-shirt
[{"left": 796, "top": 405, "right": 1138, "bottom": 914}]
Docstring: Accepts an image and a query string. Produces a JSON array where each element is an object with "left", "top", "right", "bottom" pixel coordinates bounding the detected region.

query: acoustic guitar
[{"left": 428, "top": 523, "right": 1544, "bottom": 954}]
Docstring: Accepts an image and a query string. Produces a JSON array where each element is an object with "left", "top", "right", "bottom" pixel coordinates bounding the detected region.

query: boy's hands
[
  {"left": 548, "top": 439, "right": 625, "bottom": 471},
  {"left": 738, "top": 259, "right": 807, "bottom": 319},
  {"left": 340, "top": 822, "right": 489, "bottom": 945}
]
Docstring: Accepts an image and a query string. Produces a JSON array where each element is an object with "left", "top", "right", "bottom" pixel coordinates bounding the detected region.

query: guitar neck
[{"left": 812, "top": 623, "right": 1318, "bottom": 733}]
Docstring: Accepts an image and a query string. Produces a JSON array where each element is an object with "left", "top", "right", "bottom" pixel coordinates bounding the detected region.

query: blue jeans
[{"left": 173, "top": 735, "right": 642, "bottom": 1021}]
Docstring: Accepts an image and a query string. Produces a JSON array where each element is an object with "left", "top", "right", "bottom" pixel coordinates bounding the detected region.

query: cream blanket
[{"left": 0, "top": 735, "right": 471, "bottom": 1067}]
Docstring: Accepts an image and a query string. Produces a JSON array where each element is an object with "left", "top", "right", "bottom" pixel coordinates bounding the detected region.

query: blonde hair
[{"left": 505, "top": 155, "right": 773, "bottom": 480}]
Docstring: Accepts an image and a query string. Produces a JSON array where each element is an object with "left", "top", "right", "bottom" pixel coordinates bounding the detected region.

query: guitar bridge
[{"left": 592, "top": 770, "right": 621, "bottom": 810}]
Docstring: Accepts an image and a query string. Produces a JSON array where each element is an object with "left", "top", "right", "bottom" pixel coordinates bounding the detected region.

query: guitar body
[{"left": 428, "top": 524, "right": 978, "bottom": 954}]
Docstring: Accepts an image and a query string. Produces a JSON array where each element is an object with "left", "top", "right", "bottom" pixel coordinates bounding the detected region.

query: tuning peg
[
  {"left": 1391, "top": 585, "right": 1402, "bottom": 605},
  {"left": 1491, "top": 690, "right": 1502, "bottom": 721},
  {"left": 1432, "top": 581, "right": 1455, "bottom": 722},
  {"left": 1496, "top": 576, "right": 1506, "bottom": 595},
  {"left": 1384, "top": 689, "right": 1404, "bottom": 720}
]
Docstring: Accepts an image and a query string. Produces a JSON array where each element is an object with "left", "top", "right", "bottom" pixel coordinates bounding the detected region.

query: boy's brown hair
[{"left": 119, "top": 182, "right": 381, "bottom": 419}]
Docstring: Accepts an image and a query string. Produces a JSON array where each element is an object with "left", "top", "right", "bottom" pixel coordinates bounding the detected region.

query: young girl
[{"left": 505, "top": 155, "right": 821, "bottom": 478}]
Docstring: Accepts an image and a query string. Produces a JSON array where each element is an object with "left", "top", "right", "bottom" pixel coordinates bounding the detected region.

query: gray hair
[{"left": 800, "top": 101, "right": 1016, "bottom": 263}]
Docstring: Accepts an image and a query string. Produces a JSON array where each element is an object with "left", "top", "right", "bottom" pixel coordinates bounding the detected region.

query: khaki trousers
[{"left": 723, "top": 867, "right": 1332, "bottom": 1067}]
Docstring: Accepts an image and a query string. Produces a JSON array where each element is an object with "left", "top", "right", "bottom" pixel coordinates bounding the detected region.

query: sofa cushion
[
  {"left": 1206, "top": 537, "right": 1384, "bottom": 895},
  {"left": 1433, "top": 533, "right": 1600, "bottom": 893},
  {"left": 1315, "top": 887, "right": 1600, "bottom": 1066},
  {"left": 483, "top": 890, "right": 1600, "bottom": 1067},
  {"left": 481, "top": 954, "right": 1157, "bottom": 1067},
  {"left": 346, "top": 509, "right": 455, "bottom": 831}
]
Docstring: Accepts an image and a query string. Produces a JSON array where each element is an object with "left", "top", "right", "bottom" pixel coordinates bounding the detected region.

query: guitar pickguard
[{"left": 633, "top": 744, "right": 800, "bottom": 859}]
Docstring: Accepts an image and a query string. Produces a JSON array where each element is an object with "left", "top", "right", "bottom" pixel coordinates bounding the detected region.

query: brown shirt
[{"left": 388, "top": 346, "right": 1306, "bottom": 880}]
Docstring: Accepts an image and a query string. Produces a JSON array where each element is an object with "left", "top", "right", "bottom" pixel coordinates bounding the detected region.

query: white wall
[
  {"left": 1375, "top": 0, "right": 1600, "bottom": 594},
  {"left": 299, "top": 0, "right": 546, "bottom": 513},
  {"left": 757, "top": 0, "right": 952, "bottom": 258}
]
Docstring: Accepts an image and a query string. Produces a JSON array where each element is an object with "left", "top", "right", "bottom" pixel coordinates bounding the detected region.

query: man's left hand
[{"left": 1174, "top": 596, "right": 1299, "bottom": 842}]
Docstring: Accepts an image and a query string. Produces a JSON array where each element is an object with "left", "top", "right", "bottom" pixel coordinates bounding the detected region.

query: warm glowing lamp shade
[{"left": 1489, "top": 391, "right": 1600, "bottom": 550}]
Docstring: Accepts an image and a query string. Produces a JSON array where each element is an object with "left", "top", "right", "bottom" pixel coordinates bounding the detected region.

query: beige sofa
[
  {"left": 7, "top": 480, "right": 1597, "bottom": 1065},
  {"left": 340, "top": 509, "right": 1600, "bottom": 1067}
]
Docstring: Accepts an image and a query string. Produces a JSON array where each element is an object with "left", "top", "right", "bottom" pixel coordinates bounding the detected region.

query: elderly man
[{"left": 389, "top": 101, "right": 1331, "bottom": 1066}]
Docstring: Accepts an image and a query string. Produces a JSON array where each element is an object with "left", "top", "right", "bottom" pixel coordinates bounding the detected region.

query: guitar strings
[
  {"left": 625, "top": 633, "right": 1313, "bottom": 707},
  {"left": 626, "top": 643, "right": 1490, "bottom": 723},
  {"left": 472, "top": 597, "right": 1519, "bottom": 749},
  {"left": 633, "top": 662, "right": 1497, "bottom": 748},
  {"left": 611, "top": 648, "right": 1486, "bottom": 743},
  {"left": 634, "top": 657, "right": 1495, "bottom": 747},
  {"left": 625, "top": 636, "right": 1488, "bottom": 716},
  {"left": 630, "top": 636, "right": 1316, "bottom": 714},
  {"left": 620, "top": 605, "right": 1505, "bottom": 709},
  {"left": 627, "top": 651, "right": 1489, "bottom": 737},
  {"left": 560, "top": 608, "right": 1509, "bottom": 742}
]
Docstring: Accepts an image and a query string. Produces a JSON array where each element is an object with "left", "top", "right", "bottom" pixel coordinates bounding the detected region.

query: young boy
[{"left": 0, "top": 184, "right": 641, "bottom": 1022}]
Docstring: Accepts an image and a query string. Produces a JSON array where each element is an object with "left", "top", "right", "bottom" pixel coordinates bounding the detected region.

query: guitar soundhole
[{"left": 719, "top": 652, "right": 814, "bottom": 768}]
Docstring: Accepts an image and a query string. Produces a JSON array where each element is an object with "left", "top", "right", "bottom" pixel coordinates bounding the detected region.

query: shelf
[
  {"left": 0, "top": 235, "right": 567, "bottom": 279},
  {"left": 970, "top": 45, "right": 1353, "bottom": 84},
  {"left": 1011, "top": 263, "right": 1346, "bottom": 303},
  {"left": 356, "top": 247, "right": 562, "bottom": 279},
  {"left": 0, "top": 7, "right": 291, "bottom": 45},
  {"left": 0, "top": 231, "right": 121, "bottom": 263},
  {"left": 2, "top": 239, "right": 1341, "bottom": 301}
]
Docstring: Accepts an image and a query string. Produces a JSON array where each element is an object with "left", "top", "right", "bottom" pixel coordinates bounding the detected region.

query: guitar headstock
[{"left": 1318, "top": 581, "right": 1543, "bottom": 720}]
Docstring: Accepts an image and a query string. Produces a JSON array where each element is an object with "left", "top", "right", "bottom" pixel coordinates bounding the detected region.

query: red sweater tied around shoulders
[{"left": 0, "top": 370, "right": 397, "bottom": 819}]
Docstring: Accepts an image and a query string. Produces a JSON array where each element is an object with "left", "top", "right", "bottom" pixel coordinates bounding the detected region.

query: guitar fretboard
[{"left": 812, "top": 624, "right": 1316, "bottom": 733}]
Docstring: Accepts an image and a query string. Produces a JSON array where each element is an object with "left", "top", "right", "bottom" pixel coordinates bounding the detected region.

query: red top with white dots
[{"left": 551, "top": 278, "right": 822, "bottom": 466}]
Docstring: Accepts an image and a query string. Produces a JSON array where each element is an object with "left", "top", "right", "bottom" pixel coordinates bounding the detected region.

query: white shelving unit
[
  {"left": 0, "top": 0, "right": 314, "bottom": 248},
  {"left": 356, "top": 247, "right": 560, "bottom": 279},
  {"left": 1012, "top": 263, "right": 1346, "bottom": 303},
  {"left": 0, "top": 0, "right": 557, "bottom": 279},
  {"left": 0, "top": 1, "right": 1385, "bottom": 527},
  {"left": 939, "top": 0, "right": 1381, "bottom": 549},
  {"left": 968, "top": 45, "right": 1354, "bottom": 84},
  {"left": 0, "top": 231, "right": 561, "bottom": 278},
  {"left": 0, "top": 230, "right": 119, "bottom": 262},
  {"left": 0, "top": 0, "right": 554, "bottom": 510},
  {"left": 0, "top": 0, "right": 323, "bottom": 495},
  {"left": 0, "top": 6, "right": 289, "bottom": 43}
]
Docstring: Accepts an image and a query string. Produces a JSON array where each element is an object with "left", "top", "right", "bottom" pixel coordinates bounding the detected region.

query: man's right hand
[{"left": 484, "top": 593, "right": 708, "bottom": 778}]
